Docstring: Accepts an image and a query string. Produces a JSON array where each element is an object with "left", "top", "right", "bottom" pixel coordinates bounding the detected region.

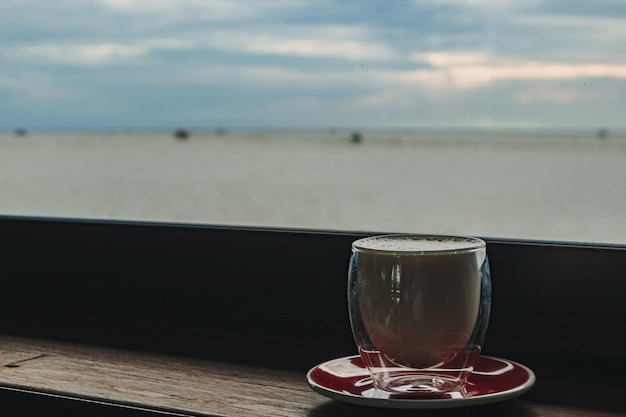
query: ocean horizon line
[{"left": 2, "top": 126, "right": 626, "bottom": 135}]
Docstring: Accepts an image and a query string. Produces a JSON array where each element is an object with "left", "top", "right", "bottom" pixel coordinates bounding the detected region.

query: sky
[{"left": 3, "top": 0, "right": 626, "bottom": 130}]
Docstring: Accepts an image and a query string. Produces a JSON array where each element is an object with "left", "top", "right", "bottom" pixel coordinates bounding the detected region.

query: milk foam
[{"left": 353, "top": 234, "right": 484, "bottom": 253}]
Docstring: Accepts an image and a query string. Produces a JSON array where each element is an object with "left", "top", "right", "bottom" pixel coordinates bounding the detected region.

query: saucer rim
[{"left": 306, "top": 355, "right": 536, "bottom": 409}]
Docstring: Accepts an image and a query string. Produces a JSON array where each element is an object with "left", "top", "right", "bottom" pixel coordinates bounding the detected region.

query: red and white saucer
[{"left": 307, "top": 355, "right": 535, "bottom": 409}]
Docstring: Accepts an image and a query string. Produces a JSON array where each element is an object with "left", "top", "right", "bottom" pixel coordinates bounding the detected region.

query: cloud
[
  {"left": 96, "top": 0, "right": 304, "bottom": 20},
  {"left": 407, "top": 52, "right": 626, "bottom": 89},
  {"left": 12, "top": 43, "right": 148, "bottom": 65},
  {"left": 204, "top": 30, "right": 397, "bottom": 60},
  {"left": 527, "top": 0, "right": 626, "bottom": 18},
  {"left": 6, "top": 21, "right": 397, "bottom": 67},
  {"left": 422, "top": 0, "right": 540, "bottom": 9},
  {"left": 7, "top": 36, "right": 205, "bottom": 66},
  {"left": 182, "top": 65, "right": 322, "bottom": 86},
  {"left": 515, "top": 87, "right": 615, "bottom": 104},
  {"left": 3, "top": 0, "right": 626, "bottom": 128},
  {"left": 0, "top": 72, "right": 76, "bottom": 100}
]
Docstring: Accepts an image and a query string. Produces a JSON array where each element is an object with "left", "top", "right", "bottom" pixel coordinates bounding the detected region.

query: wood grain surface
[{"left": 0, "top": 335, "right": 624, "bottom": 417}]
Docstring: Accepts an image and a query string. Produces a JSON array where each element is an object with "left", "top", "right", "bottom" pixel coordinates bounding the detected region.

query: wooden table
[{"left": 0, "top": 335, "right": 624, "bottom": 416}]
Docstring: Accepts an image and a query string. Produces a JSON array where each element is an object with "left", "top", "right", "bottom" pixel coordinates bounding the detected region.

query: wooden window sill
[{"left": 0, "top": 335, "right": 624, "bottom": 417}]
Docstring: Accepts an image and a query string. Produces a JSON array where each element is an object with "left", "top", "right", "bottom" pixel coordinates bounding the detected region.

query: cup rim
[{"left": 352, "top": 234, "right": 486, "bottom": 255}]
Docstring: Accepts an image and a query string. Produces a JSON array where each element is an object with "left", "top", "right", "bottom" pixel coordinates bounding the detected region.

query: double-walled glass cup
[{"left": 348, "top": 234, "right": 491, "bottom": 396}]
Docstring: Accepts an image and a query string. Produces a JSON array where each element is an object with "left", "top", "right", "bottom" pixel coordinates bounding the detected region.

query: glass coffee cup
[{"left": 348, "top": 234, "right": 491, "bottom": 396}]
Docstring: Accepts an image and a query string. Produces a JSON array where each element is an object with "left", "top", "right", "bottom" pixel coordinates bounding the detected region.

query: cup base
[
  {"left": 360, "top": 347, "right": 480, "bottom": 397},
  {"left": 374, "top": 373, "right": 463, "bottom": 396}
]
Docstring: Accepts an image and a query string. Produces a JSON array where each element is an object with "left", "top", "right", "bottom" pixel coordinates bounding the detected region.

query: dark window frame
[{"left": 1, "top": 215, "right": 624, "bottom": 378}]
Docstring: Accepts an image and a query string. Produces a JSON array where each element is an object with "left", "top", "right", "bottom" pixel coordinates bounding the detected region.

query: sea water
[{"left": 1, "top": 129, "right": 625, "bottom": 244}]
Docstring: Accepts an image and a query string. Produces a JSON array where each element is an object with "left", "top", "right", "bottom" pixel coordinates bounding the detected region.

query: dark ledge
[{"left": 0, "top": 216, "right": 624, "bottom": 416}]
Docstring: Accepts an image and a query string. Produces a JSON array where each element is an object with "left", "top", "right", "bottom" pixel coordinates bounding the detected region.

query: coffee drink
[{"left": 348, "top": 235, "right": 490, "bottom": 395}]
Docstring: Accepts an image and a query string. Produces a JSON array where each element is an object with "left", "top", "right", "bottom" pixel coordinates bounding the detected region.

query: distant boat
[
  {"left": 174, "top": 128, "right": 190, "bottom": 140},
  {"left": 14, "top": 128, "right": 27, "bottom": 137}
]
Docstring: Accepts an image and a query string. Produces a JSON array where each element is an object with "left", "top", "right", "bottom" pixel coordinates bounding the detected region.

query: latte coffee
[{"left": 348, "top": 235, "right": 490, "bottom": 395}]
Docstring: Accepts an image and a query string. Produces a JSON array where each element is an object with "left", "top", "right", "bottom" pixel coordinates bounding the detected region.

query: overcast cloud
[{"left": 2, "top": 0, "right": 626, "bottom": 129}]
